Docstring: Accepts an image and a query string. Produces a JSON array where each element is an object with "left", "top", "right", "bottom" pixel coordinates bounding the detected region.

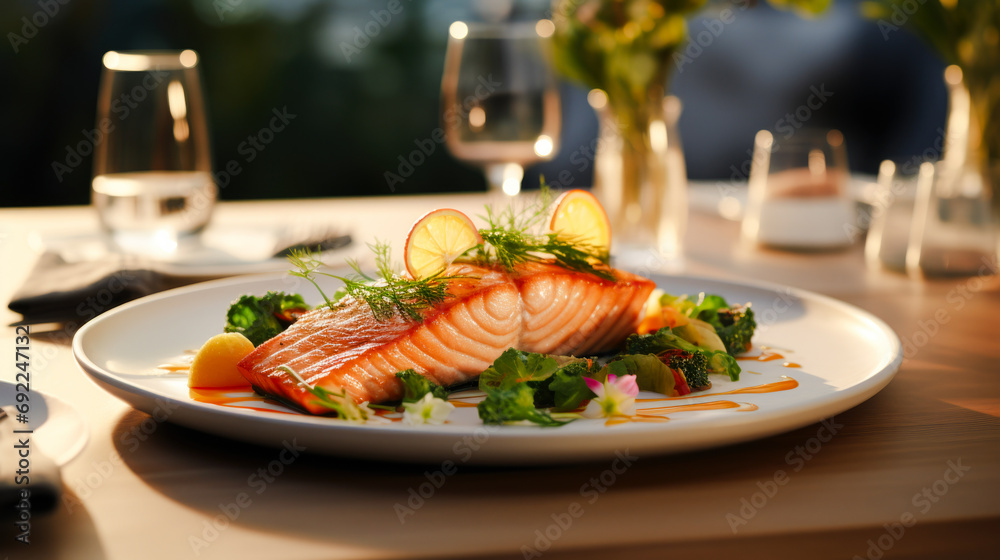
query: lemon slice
[
  {"left": 404, "top": 208, "right": 483, "bottom": 280},
  {"left": 547, "top": 189, "right": 611, "bottom": 252}
]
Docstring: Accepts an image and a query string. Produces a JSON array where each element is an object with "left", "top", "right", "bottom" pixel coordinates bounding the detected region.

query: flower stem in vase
[{"left": 593, "top": 84, "right": 686, "bottom": 268}]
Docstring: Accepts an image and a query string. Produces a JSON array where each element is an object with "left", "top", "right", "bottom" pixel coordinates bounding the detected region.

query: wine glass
[
  {"left": 441, "top": 20, "right": 561, "bottom": 196},
  {"left": 93, "top": 50, "right": 215, "bottom": 253}
]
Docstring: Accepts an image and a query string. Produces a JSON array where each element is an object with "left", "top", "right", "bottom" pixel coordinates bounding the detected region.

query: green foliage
[
  {"left": 288, "top": 243, "right": 461, "bottom": 322},
  {"left": 224, "top": 291, "right": 310, "bottom": 346},
  {"left": 476, "top": 349, "right": 596, "bottom": 424},
  {"left": 478, "top": 348, "right": 562, "bottom": 392},
  {"left": 464, "top": 185, "right": 613, "bottom": 281},
  {"left": 860, "top": 1, "right": 998, "bottom": 68},
  {"left": 768, "top": 0, "right": 833, "bottom": 17},
  {"left": 597, "top": 354, "right": 677, "bottom": 395},
  {"left": 549, "top": 361, "right": 597, "bottom": 411},
  {"left": 625, "top": 327, "right": 741, "bottom": 381},
  {"left": 551, "top": 0, "right": 832, "bottom": 142},
  {"left": 477, "top": 384, "right": 567, "bottom": 427},
  {"left": 395, "top": 369, "right": 449, "bottom": 403},
  {"left": 661, "top": 292, "right": 757, "bottom": 356},
  {"left": 662, "top": 349, "right": 710, "bottom": 390},
  {"left": 715, "top": 306, "right": 757, "bottom": 355},
  {"left": 277, "top": 365, "right": 368, "bottom": 421}
]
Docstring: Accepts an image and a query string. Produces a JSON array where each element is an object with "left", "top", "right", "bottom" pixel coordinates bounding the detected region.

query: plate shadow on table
[
  {"left": 102, "top": 373, "right": 1000, "bottom": 559},
  {"left": 1, "top": 489, "right": 107, "bottom": 560}
]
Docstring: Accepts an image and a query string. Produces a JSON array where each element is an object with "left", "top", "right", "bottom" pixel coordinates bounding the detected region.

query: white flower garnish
[{"left": 402, "top": 393, "right": 455, "bottom": 426}]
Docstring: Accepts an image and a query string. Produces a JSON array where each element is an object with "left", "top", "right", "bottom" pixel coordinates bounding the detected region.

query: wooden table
[{"left": 2, "top": 194, "right": 999, "bottom": 559}]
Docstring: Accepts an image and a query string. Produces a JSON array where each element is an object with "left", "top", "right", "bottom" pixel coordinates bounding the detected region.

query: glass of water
[
  {"left": 93, "top": 50, "right": 215, "bottom": 252},
  {"left": 741, "top": 129, "right": 855, "bottom": 250}
]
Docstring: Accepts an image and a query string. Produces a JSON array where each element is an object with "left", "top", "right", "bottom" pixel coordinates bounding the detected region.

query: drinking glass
[
  {"left": 741, "top": 129, "right": 855, "bottom": 250},
  {"left": 441, "top": 20, "right": 561, "bottom": 196},
  {"left": 93, "top": 50, "right": 215, "bottom": 252},
  {"left": 864, "top": 159, "right": 919, "bottom": 271},
  {"left": 905, "top": 161, "right": 997, "bottom": 277}
]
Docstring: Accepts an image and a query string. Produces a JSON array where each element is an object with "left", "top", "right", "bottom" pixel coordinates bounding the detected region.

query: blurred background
[{"left": 0, "top": 0, "right": 947, "bottom": 207}]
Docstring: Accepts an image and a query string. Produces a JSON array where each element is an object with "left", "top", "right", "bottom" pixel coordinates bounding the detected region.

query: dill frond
[
  {"left": 288, "top": 242, "right": 461, "bottom": 323},
  {"left": 464, "top": 185, "right": 614, "bottom": 281}
]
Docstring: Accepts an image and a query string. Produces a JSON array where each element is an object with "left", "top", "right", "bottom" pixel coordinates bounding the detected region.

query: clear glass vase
[
  {"left": 592, "top": 86, "right": 687, "bottom": 270},
  {"left": 906, "top": 65, "right": 1000, "bottom": 276}
]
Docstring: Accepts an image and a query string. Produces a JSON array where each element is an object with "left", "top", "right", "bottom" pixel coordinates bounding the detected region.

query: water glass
[
  {"left": 93, "top": 50, "right": 215, "bottom": 251},
  {"left": 741, "top": 129, "right": 854, "bottom": 250},
  {"left": 864, "top": 160, "right": 918, "bottom": 271}
]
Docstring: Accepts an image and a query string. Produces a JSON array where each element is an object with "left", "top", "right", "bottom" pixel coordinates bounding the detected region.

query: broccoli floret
[
  {"left": 224, "top": 291, "right": 310, "bottom": 346},
  {"left": 660, "top": 349, "right": 710, "bottom": 391},
  {"left": 477, "top": 383, "right": 565, "bottom": 427},
  {"left": 715, "top": 306, "right": 756, "bottom": 355},
  {"left": 625, "top": 327, "right": 742, "bottom": 381},
  {"left": 395, "top": 369, "right": 449, "bottom": 403}
]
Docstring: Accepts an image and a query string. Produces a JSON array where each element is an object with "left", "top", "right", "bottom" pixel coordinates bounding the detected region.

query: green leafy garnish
[
  {"left": 288, "top": 242, "right": 461, "bottom": 322},
  {"left": 395, "top": 369, "right": 448, "bottom": 403},
  {"left": 477, "top": 383, "right": 568, "bottom": 427},
  {"left": 712, "top": 307, "right": 757, "bottom": 356},
  {"left": 658, "top": 292, "right": 758, "bottom": 356},
  {"left": 224, "top": 292, "right": 310, "bottom": 346},
  {"left": 476, "top": 349, "right": 596, "bottom": 424},
  {"left": 683, "top": 293, "right": 757, "bottom": 356},
  {"left": 594, "top": 355, "right": 678, "bottom": 396},
  {"left": 478, "top": 348, "right": 562, "bottom": 392},
  {"left": 625, "top": 327, "right": 741, "bottom": 382},
  {"left": 462, "top": 186, "right": 614, "bottom": 282},
  {"left": 277, "top": 365, "right": 371, "bottom": 421},
  {"left": 548, "top": 361, "right": 597, "bottom": 411}
]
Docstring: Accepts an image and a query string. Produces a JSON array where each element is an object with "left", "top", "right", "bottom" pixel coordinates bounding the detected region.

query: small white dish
[{"left": 0, "top": 381, "right": 88, "bottom": 466}]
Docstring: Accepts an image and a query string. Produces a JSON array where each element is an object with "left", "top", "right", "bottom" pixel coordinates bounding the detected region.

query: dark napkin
[{"left": 7, "top": 251, "right": 216, "bottom": 326}]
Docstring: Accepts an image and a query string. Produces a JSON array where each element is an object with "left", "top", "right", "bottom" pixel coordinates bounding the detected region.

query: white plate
[
  {"left": 0, "top": 381, "right": 89, "bottom": 466},
  {"left": 72, "top": 272, "right": 901, "bottom": 465}
]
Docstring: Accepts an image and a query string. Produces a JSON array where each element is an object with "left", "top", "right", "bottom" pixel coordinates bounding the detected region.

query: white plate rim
[{"left": 72, "top": 271, "right": 902, "bottom": 465}]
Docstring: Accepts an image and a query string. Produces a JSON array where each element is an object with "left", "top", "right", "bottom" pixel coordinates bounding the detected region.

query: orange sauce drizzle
[
  {"left": 605, "top": 400, "right": 757, "bottom": 426},
  {"left": 737, "top": 351, "right": 784, "bottom": 362},
  {"left": 448, "top": 400, "right": 479, "bottom": 408},
  {"left": 189, "top": 387, "right": 298, "bottom": 415},
  {"left": 637, "top": 400, "right": 756, "bottom": 416},
  {"left": 636, "top": 377, "right": 798, "bottom": 402},
  {"left": 783, "top": 362, "right": 802, "bottom": 369},
  {"left": 157, "top": 352, "right": 195, "bottom": 373},
  {"left": 708, "top": 377, "right": 799, "bottom": 395},
  {"left": 372, "top": 409, "right": 403, "bottom": 422}
]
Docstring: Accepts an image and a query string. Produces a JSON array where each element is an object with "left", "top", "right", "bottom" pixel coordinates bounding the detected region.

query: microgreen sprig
[
  {"left": 277, "top": 364, "right": 370, "bottom": 422},
  {"left": 463, "top": 185, "right": 614, "bottom": 281},
  {"left": 288, "top": 242, "right": 461, "bottom": 322}
]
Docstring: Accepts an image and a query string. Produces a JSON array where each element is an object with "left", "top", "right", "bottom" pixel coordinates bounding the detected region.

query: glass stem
[{"left": 485, "top": 163, "right": 525, "bottom": 196}]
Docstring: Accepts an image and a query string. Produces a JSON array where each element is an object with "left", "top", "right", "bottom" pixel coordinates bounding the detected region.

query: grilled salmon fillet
[{"left": 238, "top": 263, "right": 654, "bottom": 414}]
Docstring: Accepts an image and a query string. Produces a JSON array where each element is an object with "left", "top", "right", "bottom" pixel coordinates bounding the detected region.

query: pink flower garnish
[{"left": 583, "top": 374, "right": 638, "bottom": 418}]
